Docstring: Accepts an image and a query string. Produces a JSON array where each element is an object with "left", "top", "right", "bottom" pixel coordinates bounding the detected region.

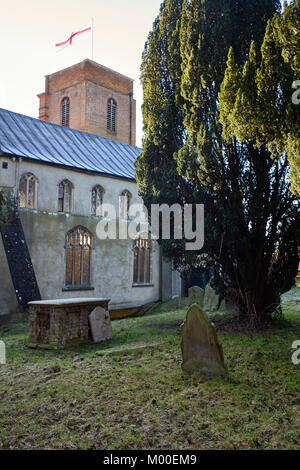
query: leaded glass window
[
  {"left": 65, "top": 226, "right": 93, "bottom": 288},
  {"left": 58, "top": 180, "right": 72, "bottom": 213},
  {"left": 133, "top": 238, "right": 152, "bottom": 284},
  {"left": 119, "top": 190, "right": 131, "bottom": 220},
  {"left": 91, "top": 185, "right": 104, "bottom": 216},
  {"left": 19, "top": 173, "right": 38, "bottom": 209}
]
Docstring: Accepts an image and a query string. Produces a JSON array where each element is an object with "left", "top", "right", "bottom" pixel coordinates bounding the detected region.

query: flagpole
[{"left": 92, "top": 17, "right": 94, "bottom": 60}]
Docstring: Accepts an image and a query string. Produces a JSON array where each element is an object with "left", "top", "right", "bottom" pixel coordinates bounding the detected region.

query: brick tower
[{"left": 37, "top": 59, "right": 136, "bottom": 146}]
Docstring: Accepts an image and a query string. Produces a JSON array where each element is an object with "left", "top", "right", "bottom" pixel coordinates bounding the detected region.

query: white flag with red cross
[{"left": 55, "top": 20, "right": 93, "bottom": 52}]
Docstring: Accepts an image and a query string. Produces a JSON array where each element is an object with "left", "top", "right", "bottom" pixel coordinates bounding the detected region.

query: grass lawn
[{"left": 0, "top": 290, "right": 299, "bottom": 450}]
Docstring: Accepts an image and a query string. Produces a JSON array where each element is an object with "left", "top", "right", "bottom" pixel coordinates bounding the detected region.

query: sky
[{"left": 0, "top": 0, "right": 162, "bottom": 147}]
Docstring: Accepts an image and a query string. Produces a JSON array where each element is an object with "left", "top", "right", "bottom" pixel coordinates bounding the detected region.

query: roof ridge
[{"left": 45, "top": 59, "right": 134, "bottom": 83}]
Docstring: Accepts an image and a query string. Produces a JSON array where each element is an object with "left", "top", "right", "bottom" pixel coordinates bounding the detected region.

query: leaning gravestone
[
  {"left": 89, "top": 306, "right": 113, "bottom": 343},
  {"left": 203, "top": 282, "right": 220, "bottom": 312},
  {"left": 181, "top": 304, "right": 227, "bottom": 377},
  {"left": 188, "top": 286, "right": 204, "bottom": 307}
]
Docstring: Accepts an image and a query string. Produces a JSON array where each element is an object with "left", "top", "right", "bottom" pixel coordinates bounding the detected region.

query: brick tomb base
[{"left": 28, "top": 298, "right": 110, "bottom": 349}]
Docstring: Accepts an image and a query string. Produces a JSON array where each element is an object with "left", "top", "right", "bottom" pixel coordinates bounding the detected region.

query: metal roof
[{"left": 0, "top": 108, "right": 141, "bottom": 180}]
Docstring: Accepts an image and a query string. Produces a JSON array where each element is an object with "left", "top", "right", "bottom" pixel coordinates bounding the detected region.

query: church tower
[{"left": 37, "top": 59, "right": 136, "bottom": 146}]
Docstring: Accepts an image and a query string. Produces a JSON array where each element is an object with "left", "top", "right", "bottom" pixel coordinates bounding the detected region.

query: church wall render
[{"left": 0, "top": 156, "right": 162, "bottom": 320}]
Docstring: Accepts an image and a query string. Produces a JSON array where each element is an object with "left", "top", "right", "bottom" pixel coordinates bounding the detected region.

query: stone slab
[
  {"left": 181, "top": 303, "right": 227, "bottom": 377},
  {"left": 203, "top": 283, "right": 220, "bottom": 312},
  {"left": 89, "top": 306, "right": 113, "bottom": 343},
  {"left": 188, "top": 286, "right": 204, "bottom": 307},
  {"left": 28, "top": 298, "right": 110, "bottom": 306}
]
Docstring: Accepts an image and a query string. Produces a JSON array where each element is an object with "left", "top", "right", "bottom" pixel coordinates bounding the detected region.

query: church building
[{"left": 0, "top": 59, "right": 181, "bottom": 323}]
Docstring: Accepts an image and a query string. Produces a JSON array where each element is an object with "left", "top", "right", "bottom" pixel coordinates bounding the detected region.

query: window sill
[
  {"left": 62, "top": 286, "right": 95, "bottom": 292},
  {"left": 132, "top": 283, "right": 154, "bottom": 288}
]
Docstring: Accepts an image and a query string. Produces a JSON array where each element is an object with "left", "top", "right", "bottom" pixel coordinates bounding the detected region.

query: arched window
[
  {"left": 19, "top": 173, "right": 38, "bottom": 209},
  {"left": 65, "top": 226, "right": 93, "bottom": 288},
  {"left": 58, "top": 179, "right": 72, "bottom": 213},
  {"left": 91, "top": 185, "right": 104, "bottom": 216},
  {"left": 107, "top": 98, "right": 117, "bottom": 133},
  {"left": 133, "top": 238, "right": 152, "bottom": 285},
  {"left": 119, "top": 190, "right": 131, "bottom": 220},
  {"left": 61, "top": 97, "right": 70, "bottom": 127}
]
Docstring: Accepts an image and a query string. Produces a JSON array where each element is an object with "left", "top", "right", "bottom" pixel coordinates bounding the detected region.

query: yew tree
[
  {"left": 135, "top": 0, "right": 300, "bottom": 323},
  {"left": 219, "top": 0, "right": 300, "bottom": 193}
]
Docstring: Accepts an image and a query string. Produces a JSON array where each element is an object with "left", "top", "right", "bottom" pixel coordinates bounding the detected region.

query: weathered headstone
[
  {"left": 203, "top": 282, "right": 220, "bottom": 312},
  {"left": 89, "top": 307, "right": 113, "bottom": 343},
  {"left": 225, "top": 296, "right": 240, "bottom": 315},
  {"left": 181, "top": 304, "right": 227, "bottom": 377},
  {"left": 188, "top": 286, "right": 204, "bottom": 307}
]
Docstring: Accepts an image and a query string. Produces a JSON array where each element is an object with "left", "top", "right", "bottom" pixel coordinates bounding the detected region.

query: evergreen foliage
[
  {"left": 135, "top": 0, "right": 299, "bottom": 323},
  {"left": 220, "top": 0, "right": 300, "bottom": 193},
  {"left": 0, "top": 190, "right": 18, "bottom": 227}
]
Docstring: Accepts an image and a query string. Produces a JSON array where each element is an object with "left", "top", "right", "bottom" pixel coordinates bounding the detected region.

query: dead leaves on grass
[{"left": 0, "top": 302, "right": 300, "bottom": 450}]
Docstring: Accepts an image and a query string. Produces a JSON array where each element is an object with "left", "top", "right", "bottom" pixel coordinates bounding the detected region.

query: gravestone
[
  {"left": 225, "top": 296, "right": 240, "bottom": 315},
  {"left": 188, "top": 286, "right": 204, "bottom": 307},
  {"left": 203, "top": 282, "right": 220, "bottom": 312},
  {"left": 89, "top": 307, "right": 113, "bottom": 343},
  {"left": 181, "top": 304, "right": 227, "bottom": 377}
]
